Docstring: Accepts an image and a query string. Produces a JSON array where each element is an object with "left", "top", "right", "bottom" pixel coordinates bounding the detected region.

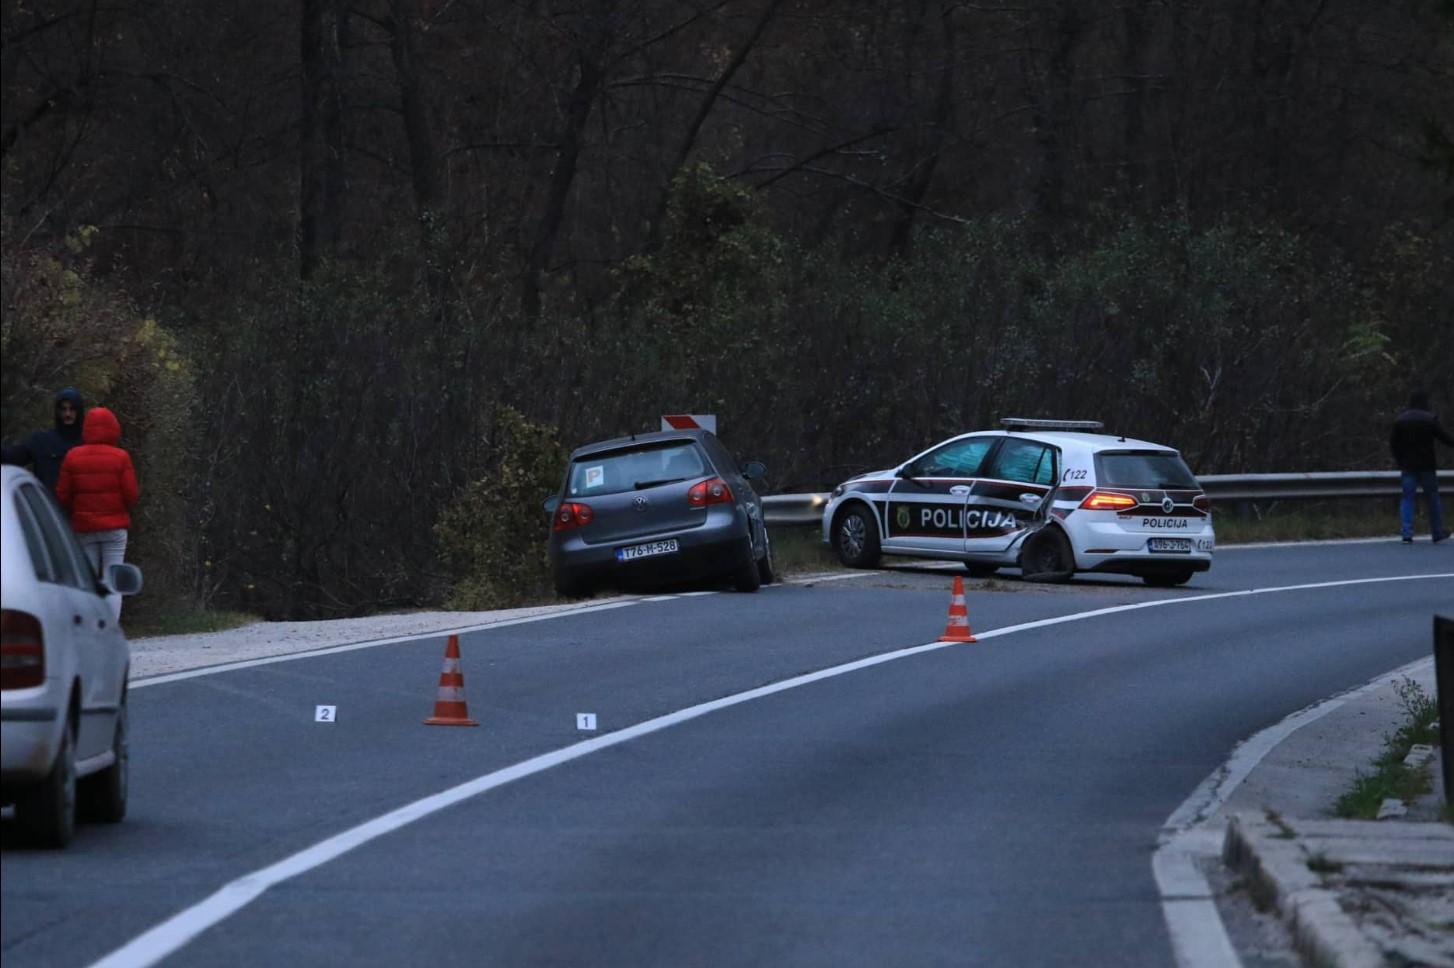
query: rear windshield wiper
[{"left": 634, "top": 477, "right": 689, "bottom": 489}]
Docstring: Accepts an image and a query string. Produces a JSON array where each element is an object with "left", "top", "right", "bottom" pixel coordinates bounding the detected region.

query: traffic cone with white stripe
[
  {"left": 938, "top": 576, "right": 978, "bottom": 643},
  {"left": 424, "top": 634, "right": 479, "bottom": 726}
]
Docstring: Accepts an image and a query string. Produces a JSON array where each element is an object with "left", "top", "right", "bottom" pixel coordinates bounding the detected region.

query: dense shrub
[
  {"left": 1, "top": 231, "right": 198, "bottom": 623},
  {"left": 434, "top": 408, "right": 566, "bottom": 609},
  {"left": 4, "top": 201, "right": 1435, "bottom": 620},
  {"left": 188, "top": 254, "right": 491, "bottom": 619}
]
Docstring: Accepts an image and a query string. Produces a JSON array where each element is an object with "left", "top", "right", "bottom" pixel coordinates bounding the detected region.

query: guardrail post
[{"left": 1436, "top": 615, "right": 1454, "bottom": 807}]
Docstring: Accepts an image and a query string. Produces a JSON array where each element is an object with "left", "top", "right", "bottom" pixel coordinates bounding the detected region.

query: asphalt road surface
[{"left": 3, "top": 541, "right": 1451, "bottom": 967}]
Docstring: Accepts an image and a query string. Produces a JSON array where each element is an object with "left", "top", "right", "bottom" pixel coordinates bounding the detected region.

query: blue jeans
[{"left": 1400, "top": 471, "right": 1446, "bottom": 540}]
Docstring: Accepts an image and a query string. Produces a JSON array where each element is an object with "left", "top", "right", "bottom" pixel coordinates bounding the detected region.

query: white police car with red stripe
[{"left": 821, "top": 418, "right": 1213, "bottom": 586}]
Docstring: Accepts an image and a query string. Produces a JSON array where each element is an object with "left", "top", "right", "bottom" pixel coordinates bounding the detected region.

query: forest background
[{"left": 2, "top": 0, "right": 1450, "bottom": 621}]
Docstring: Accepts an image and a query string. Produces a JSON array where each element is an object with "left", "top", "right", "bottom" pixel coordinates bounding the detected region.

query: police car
[{"left": 821, "top": 419, "right": 1213, "bottom": 586}]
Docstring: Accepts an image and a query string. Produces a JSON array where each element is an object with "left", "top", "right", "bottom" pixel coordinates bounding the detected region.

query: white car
[
  {"left": 821, "top": 418, "right": 1213, "bottom": 586},
  {"left": 1, "top": 465, "right": 142, "bottom": 847}
]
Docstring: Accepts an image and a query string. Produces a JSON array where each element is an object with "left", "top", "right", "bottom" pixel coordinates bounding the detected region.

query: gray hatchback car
[{"left": 545, "top": 429, "right": 773, "bottom": 597}]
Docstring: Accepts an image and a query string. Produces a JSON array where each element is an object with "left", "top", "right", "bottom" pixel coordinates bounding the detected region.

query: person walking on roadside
[
  {"left": 1390, "top": 389, "right": 1453, "bottom": 544},
  {"left": 0, "top": 387, "right": 86, "bottom": 492},
  {"left": 57, "top": 406, "right": 140, "bottom": 618}
]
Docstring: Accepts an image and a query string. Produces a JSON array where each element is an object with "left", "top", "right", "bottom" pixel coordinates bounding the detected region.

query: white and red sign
[{"left": 660, "top": 414, "right": 717, "bottom": 433}]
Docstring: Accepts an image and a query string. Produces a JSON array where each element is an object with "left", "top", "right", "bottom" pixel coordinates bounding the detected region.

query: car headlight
[{"left": 831, "top": 484, "right": 846, "bottom": 499}]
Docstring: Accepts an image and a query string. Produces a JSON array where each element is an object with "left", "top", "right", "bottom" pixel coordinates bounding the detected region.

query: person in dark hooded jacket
[
  {"left": 1, "top": 387, "right": 86, "bottom": 492},
  {"left": 1390, "top": 389, "right": 1453, "bottom": 544}
]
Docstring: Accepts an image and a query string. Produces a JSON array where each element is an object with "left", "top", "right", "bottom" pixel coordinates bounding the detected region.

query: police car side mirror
[{"left": 543, "top": 495, "right": 561, "bottom": 514}]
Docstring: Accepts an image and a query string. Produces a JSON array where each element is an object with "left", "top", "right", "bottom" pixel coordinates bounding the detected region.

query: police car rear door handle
[
  {"left": 950, "top": 485, "right": 971, "bottom": 495},
  {"left": 1019, "top": 493, "right": 1043, "bottom": 505}
]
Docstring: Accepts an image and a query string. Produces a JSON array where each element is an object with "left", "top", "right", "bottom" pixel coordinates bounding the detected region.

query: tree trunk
[
  {"left": 521, "top": 51, "right": 601, "bottom": 323},
  {"left": 300, "top": 0, "right": 347, "bottom": 280},
  {"left": 389, "top": 0, "right": 444, "bottom": 246},
  {"left": 642, "top": 0, "right": 781, "bottom": 254}
]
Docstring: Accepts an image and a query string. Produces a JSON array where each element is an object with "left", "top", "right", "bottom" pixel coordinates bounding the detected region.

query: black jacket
[
  {"left": 0, "top": 388, "right": 85, "bottom": 491},
  {"left": 1390, "top": 408, "right": 1454, "bottom": 472}
]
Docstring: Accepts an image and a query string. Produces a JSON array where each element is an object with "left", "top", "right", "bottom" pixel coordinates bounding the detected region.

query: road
[{"left": 3, "top": 541, "right": 1451, "bottom": 966}]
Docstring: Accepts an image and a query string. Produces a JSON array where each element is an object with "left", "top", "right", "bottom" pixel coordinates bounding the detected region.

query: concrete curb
[{"left": 1223, "top": 812, "right": 1386, "bottom": 968}]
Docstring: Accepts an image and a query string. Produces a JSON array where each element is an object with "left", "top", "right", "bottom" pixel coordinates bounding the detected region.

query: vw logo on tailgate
[
  {"left": 632, "top": 496, "right": 649, "bottom": 511},
  {"left": 1161, "top": 496, "right": 1175, "bottom": 513}
]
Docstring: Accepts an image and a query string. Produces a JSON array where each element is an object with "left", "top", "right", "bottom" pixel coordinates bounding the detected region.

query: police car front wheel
[
  {"left": 834, "top": 506, "right": 881, "bottom": 568},
  {"left": 1019, "top": 527, "right": 1074, "bottom": 583}
]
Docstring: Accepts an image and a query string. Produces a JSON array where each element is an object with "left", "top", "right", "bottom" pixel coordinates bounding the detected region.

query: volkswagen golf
[
  {"left": 546, "top": 429, "right": 773, "bottom": 597},
  {"left": 821, "top": 418, "right": 1213, "bottom": 586}
]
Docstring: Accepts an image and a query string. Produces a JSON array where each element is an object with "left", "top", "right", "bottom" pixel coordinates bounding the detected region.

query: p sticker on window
[{"left": 584, "top": 465, "right": 605, "bottom": 489}]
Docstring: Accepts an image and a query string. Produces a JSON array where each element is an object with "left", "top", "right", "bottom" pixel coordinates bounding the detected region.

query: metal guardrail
[{"left": 761, "top": 470, "right": 1454, "bottom": 527}]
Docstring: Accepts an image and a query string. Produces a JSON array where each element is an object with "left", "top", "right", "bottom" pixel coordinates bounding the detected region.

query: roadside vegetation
[
  {"left": 1334, "top": 679, "right": 1441, "bottom": 820},
  {"left": 125, "top": 609, "right": 259, "bottom": 639},
  {"left": 3, "top": 3, "right": 1449, "bottom": 623},
  {"left": 1210, "top": 502, "right": 1428, "bottom": 545}
]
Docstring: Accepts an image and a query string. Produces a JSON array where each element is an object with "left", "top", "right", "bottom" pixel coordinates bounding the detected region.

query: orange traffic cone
[
  {"left": 424, "top": 634, "right": 479, "bottom": 726},
  {"left": 938, "top": 575, "right": 978, "bottom": 643}
]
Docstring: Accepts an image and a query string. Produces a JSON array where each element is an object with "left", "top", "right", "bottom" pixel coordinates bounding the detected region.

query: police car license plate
[
  {"left": 1147, "top": 537, "right": 1191, "bottom": 553},
  {"left": 617, "top": 539, "right": 679, "bottom": 562}
]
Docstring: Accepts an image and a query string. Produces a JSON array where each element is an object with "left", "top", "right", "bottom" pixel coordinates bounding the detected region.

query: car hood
[{"left": 850, "top": 469, "right": 892, "bottom": 482}]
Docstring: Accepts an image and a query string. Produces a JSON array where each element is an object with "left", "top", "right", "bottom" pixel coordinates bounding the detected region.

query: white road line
[
  {"left": 95, "top": 572, "right": 1454, "bottom": 968},
  {"left": 782, "top": 571, "right": 875, "bottom": 585}
]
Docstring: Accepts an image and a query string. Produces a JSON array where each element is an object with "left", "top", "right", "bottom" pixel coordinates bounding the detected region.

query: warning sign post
[{"left": 660, "top": 414, "right": 717, "bottom": 434}]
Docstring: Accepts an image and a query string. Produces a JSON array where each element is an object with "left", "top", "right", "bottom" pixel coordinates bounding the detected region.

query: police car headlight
[{"left": 831, "top": 484, "right": 845, "bottom": 499}]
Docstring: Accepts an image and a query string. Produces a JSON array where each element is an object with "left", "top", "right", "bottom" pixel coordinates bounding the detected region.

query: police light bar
[{"left": 1000, "top": 417, "right": 1105, "bottom": 431}]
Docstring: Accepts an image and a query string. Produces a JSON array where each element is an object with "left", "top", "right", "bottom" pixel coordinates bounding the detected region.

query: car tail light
[
  {"left": 553, "top": 502, "right": 595, "bottom": 531},
  {"left": 687, "top": 477, "right": 734, "bottom": 508},
  {"left": 1193, "top": 494, "right": 1211, "bottom": 512},
  {"left": 1, "top": 609, "right": 45, "bottom": 690},
  {"left": 1080, "top": 490, "right": 1138, "bottom": 511}
]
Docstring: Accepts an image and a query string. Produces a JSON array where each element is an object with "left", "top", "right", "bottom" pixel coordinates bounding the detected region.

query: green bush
[
  {"left": 1, "top": 232, "right": 199, "bottom": 623},
  {"left": 434, "top": 407, "right": 566, "bottom": 609}
]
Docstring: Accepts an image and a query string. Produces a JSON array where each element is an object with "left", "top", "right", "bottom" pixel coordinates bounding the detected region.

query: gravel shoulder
[{"left": 125, "top": 599, "right": 636, "bottom": 679}]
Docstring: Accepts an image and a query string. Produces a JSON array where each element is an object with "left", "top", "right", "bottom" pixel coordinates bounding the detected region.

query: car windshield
[
  {"left": 567, "top": 442, "right": 707, "bottom": 497},
  {"left": 1095, "top": 451, "right": 1199, "bottom": 489}
]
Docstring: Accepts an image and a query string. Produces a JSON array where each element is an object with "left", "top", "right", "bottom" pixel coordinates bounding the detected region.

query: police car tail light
[
  {"left": 1080, "top": 491, "right": 1137, "bottom": 511},
  {"left": 688, "top": 477, "right": 733, "bottom": 508},
  {"left": 1, "top": 609, "right": 45, "bottom": 690},
  {"left": 1193, "top": 495, "right": 1211, "bottom": 511},
  {"left": 553, "top": 502, "right": 594, "bottom": 531}
]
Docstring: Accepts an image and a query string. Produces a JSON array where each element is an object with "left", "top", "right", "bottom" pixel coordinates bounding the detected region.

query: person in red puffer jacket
[{"left": 57, "top": 406, "right": 140, "bottom": 619}]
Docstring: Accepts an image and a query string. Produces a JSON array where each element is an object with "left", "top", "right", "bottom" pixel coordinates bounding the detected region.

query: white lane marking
[
  {"left": 96, "top": 572, "right": 1453, "bottom": 967},
  {"left": 782, "top": 571, "right": 874, "bottom": 585}
]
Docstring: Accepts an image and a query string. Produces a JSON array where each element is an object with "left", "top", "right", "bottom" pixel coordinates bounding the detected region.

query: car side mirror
[
  {"left": 543, "top": 495, "right": 561, "bottom": 514},
  {"left": 104, "top": 563, "right": 144, "bottom": 597},
  {"left": 740, "top": 461, "right": 767, "bottom": 481}
]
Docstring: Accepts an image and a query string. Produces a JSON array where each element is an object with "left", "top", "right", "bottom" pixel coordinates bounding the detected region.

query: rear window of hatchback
[
  {"left": 567, "top": 442, "right": 708, "bottom": 497},
  {"left": 1094, "top": 451, "right": 1199, "bottom": 489}
]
